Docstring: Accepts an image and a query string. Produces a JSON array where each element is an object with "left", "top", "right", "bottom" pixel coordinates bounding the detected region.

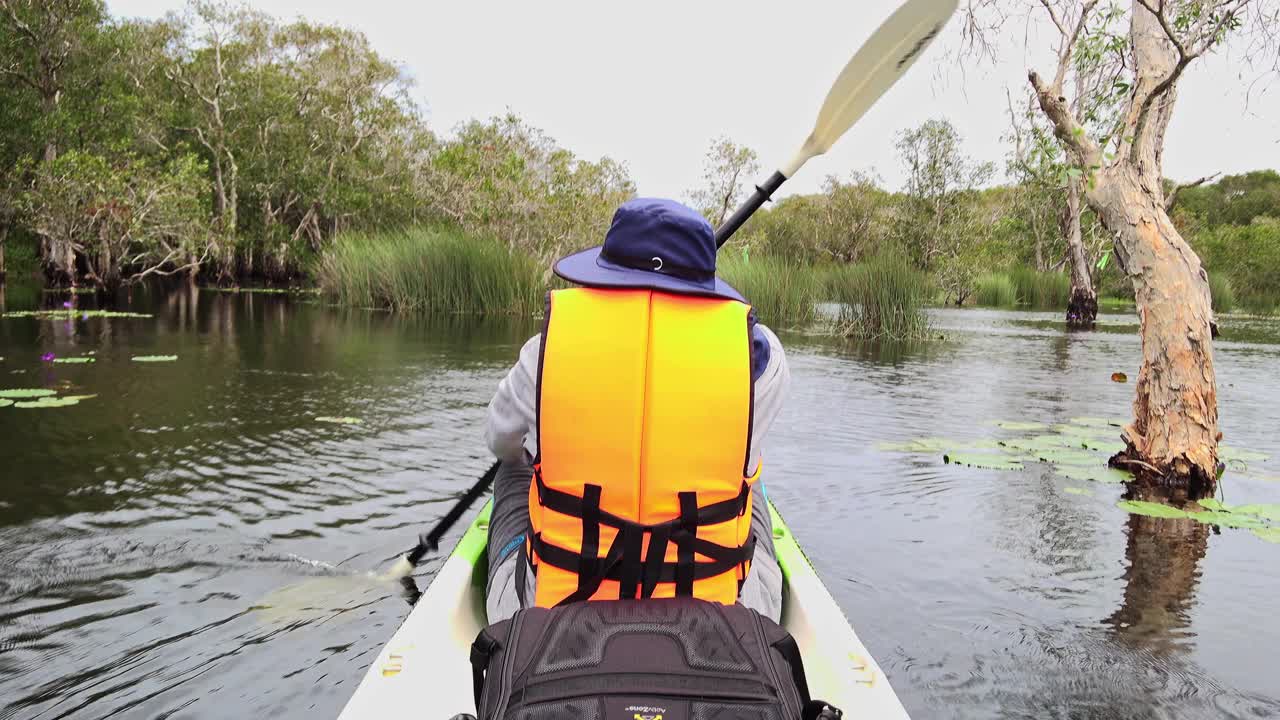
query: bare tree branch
[{"left": 1165, "top": 172, "right": 1221, "bottom": 210}]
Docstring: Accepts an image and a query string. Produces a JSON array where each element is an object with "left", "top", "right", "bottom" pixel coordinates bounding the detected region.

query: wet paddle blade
[{"left": 782, "top": 0, "right": 958, "bottom": 176}]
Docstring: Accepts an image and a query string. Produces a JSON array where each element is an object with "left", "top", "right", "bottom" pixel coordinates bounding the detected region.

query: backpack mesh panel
[
  {"left": 691, "top": 702, "right": 782, "bottom": 720},
  {"left": 509, "top": 699, "right": 601, "bottom": 720},
  {"left": 534, "top": 601, "right": 753, "bottom": 674}
]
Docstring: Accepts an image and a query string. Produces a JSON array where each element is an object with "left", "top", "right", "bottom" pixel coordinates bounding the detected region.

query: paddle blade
[
  {"left": 782, "top": 0, "right": 958, "bottom": 176},
  {"left": 381, "top": 554, "right": 416, "bottom": 581}
]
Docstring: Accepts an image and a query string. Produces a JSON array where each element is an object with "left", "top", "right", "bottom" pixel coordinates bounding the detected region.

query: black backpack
[{"left": 467, "top": 597, "right": 841, "bottom": 720}]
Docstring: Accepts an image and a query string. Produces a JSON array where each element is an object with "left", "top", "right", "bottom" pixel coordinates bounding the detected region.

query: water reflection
[{"left": 1105, "top": 491, "right": 1210, "bottom": 657}]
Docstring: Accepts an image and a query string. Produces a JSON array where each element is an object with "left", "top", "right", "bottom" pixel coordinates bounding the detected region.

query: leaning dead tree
[{"left": 964, "top": 0, "right": 1279, "bottom": 494}]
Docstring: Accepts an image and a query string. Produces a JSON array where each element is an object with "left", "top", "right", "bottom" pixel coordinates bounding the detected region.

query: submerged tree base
[
  {"left": 1109, "top": 445, "right": 1217, "bottom": 499},
  {"left": 1066, "top": 287, "right": 1098, "bottom": 329}
]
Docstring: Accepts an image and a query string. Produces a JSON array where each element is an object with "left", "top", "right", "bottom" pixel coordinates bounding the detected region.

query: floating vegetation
[
  {"left": 995, "top": 421, "right": 1045, "bottom": 431},
  {"left": 1070, "top": 417, "right": 1124, "bottom": 428},
  {"left": 1063, "top": 487, "right": 1093, "bottom": 496},
  {"left": 0, "top": 388, "right": 57, "bottom": 399},
  {"left": 132, "top": 355, "right": 178, "bottom": 363},
  {"left": 13, "top": 393, "right": 95, "bottom": 409},
  {"left": 2, "top": 309, "right": 152, "bottom": 320},
  {"left": 1080, "top": 437, "right": 1126, "bottom": 453},
  {"left": 1111, "top": 372, "right": 1128, "bottom": 383},
  {"left": 0, "top": 399, "right": 11, "bottom": 408},
  {"left": 1058, "top": 466, "right": 1131, "bottom": 484},
  {"left": 943, "top": 452, "right": 1024, "bottom": 470},
  {"left": 315, "top": 416, "right": 362, "bottom": 425},
  {"left": 1118, "top": 498, "right": 1280, "bottom": 542},
  {"left": 1219, "top": 446, "right": 1270, "bottom": 463},
  {"left": 877, "top": 437, "right": 956, "bottom": 453},
  {"left": 1029, "top": 448, "right": 1101, "bottom": 466},
  {"left": 1118, "top": 500, "right": 1191, "bottom": 519},
  {"left": 205, "top": 286, "right": 319, "bottom": 295},
  {"left": 52, "top": 357, "right": 95, "bottom": 364}
]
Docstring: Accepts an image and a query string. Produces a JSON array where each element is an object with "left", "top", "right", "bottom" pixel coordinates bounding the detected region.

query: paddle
[
  {"left": 381, "top": 0, "right": 958, "bottom": 583},
  {"left": 383, "top": 459, "right": 501, "bottom": 580},
  {"left": 715, "top": 0, "right": 959, "bottom": 247}
]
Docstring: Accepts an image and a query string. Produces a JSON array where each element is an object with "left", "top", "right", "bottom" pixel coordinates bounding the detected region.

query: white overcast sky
[{"left": 107, "top": 0, "right": 1279, "bottom": 200}]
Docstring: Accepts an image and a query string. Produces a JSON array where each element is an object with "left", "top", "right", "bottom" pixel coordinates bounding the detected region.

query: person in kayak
[{"left": 483, "top": 197, "right": 789, "bottom": 622}]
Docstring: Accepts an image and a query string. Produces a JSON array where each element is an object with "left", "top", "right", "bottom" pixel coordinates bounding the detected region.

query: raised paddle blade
[{"left": 781, "top": 0, "right": 958, "bottom": 177}]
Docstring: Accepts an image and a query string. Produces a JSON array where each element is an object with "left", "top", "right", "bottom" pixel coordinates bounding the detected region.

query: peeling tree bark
[
  {"left": 1026, "top": 1, "right": 1220, "bottom": 494},
  {"left": 1063, "top": 180, "right": 1097, "bottom": 328}
]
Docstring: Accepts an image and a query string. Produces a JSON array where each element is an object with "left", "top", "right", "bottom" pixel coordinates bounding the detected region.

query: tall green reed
[
  {"left": 317, "top": 226, "right": 543, "bottom": 315},
  {"left": 827, "top": 252, "right": 930, "bottom": 340}
]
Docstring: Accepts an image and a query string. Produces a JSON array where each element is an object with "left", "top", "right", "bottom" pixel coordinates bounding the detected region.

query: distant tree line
[{"left": 0, "top": 0, "right": 633, "bottom": 288}]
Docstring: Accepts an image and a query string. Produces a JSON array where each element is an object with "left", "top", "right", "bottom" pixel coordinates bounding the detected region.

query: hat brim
[{"left": 553, "top": 246, "right": 745, "bottom": 303}]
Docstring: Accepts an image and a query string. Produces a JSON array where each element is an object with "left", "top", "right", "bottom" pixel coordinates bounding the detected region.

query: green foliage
[
  {"left": 826, "top": 251, "right": 931, "bottom": 340},
  {"left": 17, "top": 150, "right": 210, "bottom": 287},
  {"left": 316, "top": 226, "right": 543, "bottom": 315},
  {"left": 731, "top": 172, "right": 896, "bottom": 264},
  {"left": 973, "top": 273, "right": 1018, "bottom": 307},
  {"left": 1207, "top": 271, "right": 1236, "bottom": 314},
  {"left": 1190, "top": 218, "right": 1280, "bottom": 314},
  {"left": 716, "top": 254, "right": 819, "bottom": 328},
  {"left": 1008, "top": 268, "right": 1071, "bottom": 309}
]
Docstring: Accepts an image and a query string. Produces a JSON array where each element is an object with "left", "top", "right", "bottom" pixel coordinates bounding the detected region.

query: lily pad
[
  {"left": 14, "top": 396, "right": 82, "bottom": 408},
  {"left": 1080, "top": 437, "right": 1125, "bottom": 453},
  {"left": 1253, "top": 528, "right": 1280, "bottom": 544},
  {"left": 877, "top": 437, "right": 956, "bottom": 453},
  {"left": 943, "top": 452, "right": 1024, "bottom": 470},
  {"left": 1118, "top": 500, "right": 1192, "bottom": 519},
  {"left": 1000, "top": 435, "right": 1079, "bottom": 453},
  {"left": 0, "top": 399, "right": 12, "bottom": 408},
  {"left": 1197, "top": 498, "right": 1229, "bottom": 512},
  {"left": 1058, "top": 465, "right": 1131, "bottom": 484},
  {"left": 1219, "top": 446, "right": 1270, "bottom": 463},
  {"left": 132, "top": 355, "right": 178, "bottom": 363},
  {"left": 1063, "top": 487, "right": 1093, "bottom": 496},
  {"left": 1187, "top": 510, "right": 1268, "bottom": 530},
  {"left": 1029, "top": 448, "right": 1100, "bottom": 466},
  {"left": 2, "top": 309, "right": 152, "bottom": 319},
  {"left": 52, "top": 357, "right": 94, "bottom": 364},
  {"left": 315, "top": 416, "right": 362, "bottom": 425},
  {"left": 994, "top": 421, "right": 1046, "bottom": 431},
  {"left": 1070, "top": 416, "right": 1125, "bottom": 428},
  {"left": 0, "top": 388, "right": 56, "bottom": 399}
]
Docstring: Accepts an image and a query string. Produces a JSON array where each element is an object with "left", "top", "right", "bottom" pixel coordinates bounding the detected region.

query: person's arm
[
  {"left": 485, "top": 334, "right": 542, "bottom": 463},
  {"left": 747, "top": 324, "right": 790, "bottom": 475}
]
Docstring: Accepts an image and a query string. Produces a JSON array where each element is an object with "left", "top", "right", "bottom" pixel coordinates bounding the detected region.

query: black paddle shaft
[
  {"left": 714, "top": 171, "right": 788, "bottom": 248},
  {"left": 405, "top": 459, "right": 501, "bottom": 566}
]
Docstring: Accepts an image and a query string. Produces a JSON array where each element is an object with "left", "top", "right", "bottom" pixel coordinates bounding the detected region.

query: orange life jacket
[{"left": 528, "top": 287, "right": 760, "bottom": 608}]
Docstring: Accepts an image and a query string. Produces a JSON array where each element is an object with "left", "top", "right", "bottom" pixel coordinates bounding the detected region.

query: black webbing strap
[
  {"left": 618, "top": 525, "right": 644, "bottom": 599},
  {"left": 576, "top": 485, "right": 602, "bottom": 598},
  {"left": 534, "top": 470, "right": 749, "bottom": 532},
  {"left": 641, "top": 524, "right": 671, "bottom": 598},
  {"left": 470, "top": 628, "right": 500, "bottom": 713},
  {"left": 530, "top": 531, "right": 756, "bottom": 589},
  {"left": 675, "top": 492, "right": 698, "bottom": 596}
]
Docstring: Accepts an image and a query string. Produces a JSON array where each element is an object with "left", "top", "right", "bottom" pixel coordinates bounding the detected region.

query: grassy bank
[
  {"left": 317, "top": 226, "right": 542, "bottom": 315},
  {"left": 828, "top": 252, "right": 931, "bottom": 340}
]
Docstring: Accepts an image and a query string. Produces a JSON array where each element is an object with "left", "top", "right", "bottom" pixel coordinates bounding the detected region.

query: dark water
[{"left": 1, "top": 286, "right": 1278, "bottom": 720}]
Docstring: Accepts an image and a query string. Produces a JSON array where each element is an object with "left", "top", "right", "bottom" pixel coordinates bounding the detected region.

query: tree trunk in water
[
  {"left": 1063, "top": 181, "right": 1097, "bottom": 328},
  {"left": 1089, "top": 166, "right": 1219, "bottom": 495}
]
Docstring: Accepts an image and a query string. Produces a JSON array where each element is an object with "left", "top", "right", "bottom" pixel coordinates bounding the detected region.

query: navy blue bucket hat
[{"left": 553, "top": 198, "right": 745, "bottom": 303}]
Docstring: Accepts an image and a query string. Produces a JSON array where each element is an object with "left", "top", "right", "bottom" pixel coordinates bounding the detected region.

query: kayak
[{"left": 338, "top": 500, "right": 910, "bottom": 719}]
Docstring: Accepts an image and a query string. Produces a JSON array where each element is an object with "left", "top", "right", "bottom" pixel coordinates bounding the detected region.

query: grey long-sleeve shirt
[{"left": 485, "top": 324, "right": 790, "bottom": 476}]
